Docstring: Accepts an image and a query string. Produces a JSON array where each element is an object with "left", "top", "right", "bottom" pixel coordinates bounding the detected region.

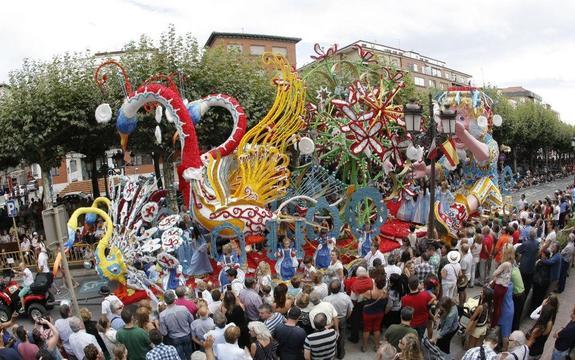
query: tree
[{"left": 103, "top": 26, "right": 276, "bottom": 209}]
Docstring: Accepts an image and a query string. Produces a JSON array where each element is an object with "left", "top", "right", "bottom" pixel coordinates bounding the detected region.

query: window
[
  {"left": 429, "top": 79, "right": 436, "bottom": 88},
  {"left": 50, "top": 167, "right": 60, "bottom": 177},
  {"left": 444, "top": 71, "right": 451, "bottom": 79},
  {"left": 69, "top": 160, "right": 77, "bottom": 173},
  {"left": 271, "top": 47, "right": 288, "bottom": 56},
  {"left": 423, "top": 66, "right": 432, "bottom": 75},
  {"left": 432, "top": 68, "right": 442, "bottom": 77},
  {"left": 409, "top": 63, "right": 419, "bottom": 72},
  {"left": 440, "top": 83, "right": 448, "bottom": 90},
  {"left": 391, "top": 58, "right": 400, "bottom": 67},
  {"left": 250, "top": 45, "right": 265, "bottom": 55},
  {"left": 227, "top": 44, "right": 243, "bottom": 53},
  {"left": 414, "top": 77, "right": 425, "bottom": 87}
]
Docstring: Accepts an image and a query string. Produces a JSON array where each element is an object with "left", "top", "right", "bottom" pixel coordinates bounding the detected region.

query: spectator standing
[
  {"left": 247, "top": 321, "right": 277, "bottom": 360},
  {"left": 101, "top": 284, "right": 123, "bottom": 321},
  {"left": 323, "top": 280, "right": 352, "bottom": 358},
  {"left": 551, "top": 305, "right": 575, "bottom": 360},
  {"left": 37, "top": 246, "right": 49, "bottom": 273},
  {"left": 191, "top": 305, "right": 215, "bottom": 350},
  {"left": 238, "top": 278, "right": 263, "bottom": 321},
  {"left": 68, "top": 317, "right": 102, "bottom": 360},
  {"left": 383, "top": 307, "right": 418, "bottom": 351},
  {"left": 479, "top": 226, "right": 494, "bottom": 285},
  {"left": 258, "top": 303, "right": 285, "bottom": 336},
  {"left": 401, "top": 276, "right": 434, "bottom": 338},
  {"left": 433, "top": 297, "right": 459, "bottom": 356},
  {"left": 541, "top": 243, "right": 562, "bottom": 294},
  {"left": 214, "top": 325, "right": 251, "bottom": 360},
  {"left": 109, "top": 300, "right": 126, "bottom": 330},
  {"left": 174, "top": 286, "right": 198, "bottom": 316},
  {"left": 395, "top": 333, "right": 424, "bottom": 360},
  {"left": 462, "top": 331, "right": 499, "bottom": 360},
  {"left": 516, "top": 228, "right": 540, "bottom": 296},
  {"left": 275, "top": 307, "right": 307, "bottom": 360},
  {"left": 304, "top": 313, "right": 337, "bottom": 360},
  {"left": 159, "top": 290, "right": 194, "bottom": 359},
  {"left": 221, "top": 291, "right": 250, "bottom": 348},
  {"left": 54, "top": 304, "right": 74, "bottom": 358},
  {"left": 116, "top": 308, "right": 151, "bottom": 360},
  {"left": 364, "top": 242, "right": 386, "bottom": 269},
  {"left": 414, "top": 252, "right": 434, "bottom": 283},
  {"left": 558, "top": 234, "right": 575, "bottom": 293},
  {"left": 15, "top": 325, "right": 39, "bottom": 360},
  {"left": 204, "top": 311, "right": 233, "bottom": 347},
  {"left": 441, "top": 251, "right": 461, "bottom": 301},
  {"left": 145, "top": 329, "right": 180, "bottom": 360}
]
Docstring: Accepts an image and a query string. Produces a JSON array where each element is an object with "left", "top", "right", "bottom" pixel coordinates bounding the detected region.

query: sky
[{"left": 2, "top": 0, "right": 575, "bottom": 122}]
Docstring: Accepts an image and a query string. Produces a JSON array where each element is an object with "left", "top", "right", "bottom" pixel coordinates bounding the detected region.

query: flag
[
  {"left": 440, "top": 138, "right": 460, "bottom": 167},
  {"left": 427, "top": 138, "right": 439, "bottom": 160}
]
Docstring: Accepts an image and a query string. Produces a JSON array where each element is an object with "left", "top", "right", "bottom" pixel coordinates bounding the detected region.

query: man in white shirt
[
  {"left": 226, "top": 268, "right": 244, "bottom": 296},
  {"left": 308, "top": 293, "right": 339, "bottom": 331},
  {"left": 68, "top": 316, "right": 102, "bottom": 360},
  {"left": 384, "top": 256, "right": 402, "bottom": 282},
  {"left": 364, "top": 242, "right": 386, "bottom": 269},
  {"left": 101, "top": 284, "right": 123, "bottom": 321},
  {"left": 204, "top": 311, "right": 233, "bottom": 346},
  {"left": 37, "top": 246, "right": 49, "bottom": 273}
]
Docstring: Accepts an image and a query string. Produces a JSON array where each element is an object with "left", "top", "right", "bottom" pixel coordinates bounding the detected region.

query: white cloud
[{"left": 2, "top": 0, "right": 574, "bottom": 121}]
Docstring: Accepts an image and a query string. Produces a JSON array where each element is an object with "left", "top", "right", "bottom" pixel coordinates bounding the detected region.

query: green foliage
[
  {"left": 487, "top": 86, "right": 574, "bottom": 167},
  {"left": 0, "top": 53, "right": 114, "bottom": 169}
]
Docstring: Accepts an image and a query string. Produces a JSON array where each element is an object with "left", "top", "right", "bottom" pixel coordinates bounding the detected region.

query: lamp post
[{"left": 404, "top": 94, "right": 457, "bottom": 239}]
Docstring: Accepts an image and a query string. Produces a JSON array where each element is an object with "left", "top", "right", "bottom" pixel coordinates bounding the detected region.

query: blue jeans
[
  {"left": 167, "top": 334, "right": 194, "bottom": 360},
  {"left": 551, "top": 348, "right": 570, "bottom": 360}
]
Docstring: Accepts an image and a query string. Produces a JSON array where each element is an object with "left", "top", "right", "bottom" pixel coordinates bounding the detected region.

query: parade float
[{"left": 63, "top": 46, "right": 504, "bottom": 301}]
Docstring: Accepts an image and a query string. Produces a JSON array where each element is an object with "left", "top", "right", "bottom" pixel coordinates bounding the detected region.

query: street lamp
[
  {"left": 440, "top": 105, "right": 458, "bottom": 135},
  {"left": 404, "top": 100, "right": 423, "bottom": 132}
]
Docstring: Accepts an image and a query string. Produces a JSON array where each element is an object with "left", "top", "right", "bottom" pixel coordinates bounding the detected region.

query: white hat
[
  {"left": 356, "top": 266, "right": 368, "bottom": 277},
  {"left": 509, "top": 330, "right": 527, "bottom": 345},
  {"left": 447, "top": 250, "right": 461, "bottom": 264}
]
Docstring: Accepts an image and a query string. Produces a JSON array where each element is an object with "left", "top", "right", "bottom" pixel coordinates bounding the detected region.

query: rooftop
[
  {"left": 204, "top": 32, "right": 302, "bottom": 48},
  {"left": 500, "top": 86, "right": 542, "bottom": 100},
  {"left": 337, "top": 40, "right": 472, "bottom": 77}
]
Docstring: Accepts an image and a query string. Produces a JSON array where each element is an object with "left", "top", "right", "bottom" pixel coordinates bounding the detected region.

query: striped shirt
[
  {"left": 304, "top": 328, "right": 337, "bottom": 360},
  {"left": 264, "top": 312, "right": 285, "bottom": 335}
]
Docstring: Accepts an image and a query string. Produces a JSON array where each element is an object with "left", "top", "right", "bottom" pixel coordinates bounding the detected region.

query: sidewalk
[{"left": 542, "top": 267, "right": 574, "bottom": 358}]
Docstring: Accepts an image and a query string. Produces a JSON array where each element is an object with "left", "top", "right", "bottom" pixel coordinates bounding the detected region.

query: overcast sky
[{"left": 2, "top": 0, "right": 575, "bottom": 123}]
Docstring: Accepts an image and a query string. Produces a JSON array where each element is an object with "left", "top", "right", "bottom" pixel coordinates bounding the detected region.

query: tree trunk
[
  {"left": 90, "top": 157, "right": 100, "bottom": 198},
  {"left": 41, "top": 166, "right": 53, "bottom": 210},
  {"left": 153, "top": 151, "right": 163, "bottom": 189},
  {"left": 161, "top": 152, "right": 178, "bottom": 212}
]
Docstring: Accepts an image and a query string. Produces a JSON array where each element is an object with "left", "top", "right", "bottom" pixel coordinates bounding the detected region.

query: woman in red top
[{"left": 401, "top": 276, "right": 435, "bottom": 338}]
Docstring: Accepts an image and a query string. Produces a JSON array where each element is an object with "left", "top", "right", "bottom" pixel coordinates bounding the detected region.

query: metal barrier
[{"left": 0, "top": 243, "right": 96, "bottom": 271}]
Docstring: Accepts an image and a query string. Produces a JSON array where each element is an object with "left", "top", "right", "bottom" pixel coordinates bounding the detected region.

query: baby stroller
[{"left": 458, "top": 295, "right": 480, "bottom": 336}]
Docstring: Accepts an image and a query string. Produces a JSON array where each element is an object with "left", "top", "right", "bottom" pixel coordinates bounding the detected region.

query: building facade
[
  {"left": 204, "top": 32, "right": 301, "bottom": 66},
  {"left": 499, "top": 86, "right": 543, "bottom": 105},
  {"left": 304, "top": 40, "right": 472, "bottom": 90}
]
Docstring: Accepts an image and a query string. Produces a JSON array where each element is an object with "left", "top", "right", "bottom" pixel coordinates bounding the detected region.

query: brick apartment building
[
  {"left": 204, "top": 32, "right": 301, "bottom": 66},
  {"left": 302, "top": 40, "right": 472, "bottom": 90}
]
